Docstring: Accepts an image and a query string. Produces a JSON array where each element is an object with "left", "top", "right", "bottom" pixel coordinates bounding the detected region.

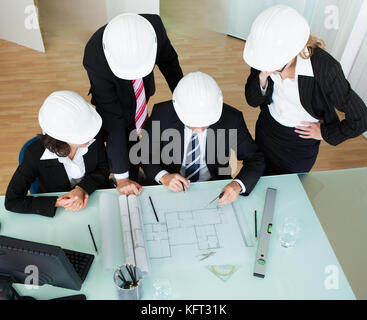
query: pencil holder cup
[{"left": 113, "top": 265, "right": 143, "bottom": 300}]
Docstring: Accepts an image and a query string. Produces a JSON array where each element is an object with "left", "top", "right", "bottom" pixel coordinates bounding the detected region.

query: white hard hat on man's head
[
  {"left": 103, "top": 13, "right": 157, "bottom": 80},
  {"left": 38, "top": 91, "right": 102, "bottom": 145},
  {"left": 172, "top": 72, "right": 223, "bottom": 127},
  {"left": 243, "top": 5, "right": 310, "bottom": 72}
]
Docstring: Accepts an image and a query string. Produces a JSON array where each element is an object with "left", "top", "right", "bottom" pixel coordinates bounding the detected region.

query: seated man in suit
[{"left": 141, "top": 72, "right": 265, "bottom": 205}]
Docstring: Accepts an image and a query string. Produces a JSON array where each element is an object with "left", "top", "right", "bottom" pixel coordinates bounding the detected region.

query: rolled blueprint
[
  {"left": 118, "top": 195, "right": 136, "bottom": 266},
  {"left": 126, "top": 195, "right": 149, "bottom": 275},
  {"left": 99, "top": 193, "right": 124, "bottom": 271}
]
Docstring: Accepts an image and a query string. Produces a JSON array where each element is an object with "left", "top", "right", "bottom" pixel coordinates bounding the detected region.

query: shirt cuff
[
  {"left": 155, "top": 170, "right": 169, "bottom": 184},
  {"left": 233, "top": 179, "right": 246, "bottom": 194},
  {"left": 260, "top": 81, "right": 268, "bottom": 96},
  {"left": 114, "top": 172, "right": 129, "bottom": 180}
]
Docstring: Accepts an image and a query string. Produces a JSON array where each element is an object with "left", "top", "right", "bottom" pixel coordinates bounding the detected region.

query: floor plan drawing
[
  {"left": 144, "top": 207, "right": 227, "bottom": 260},
  {"left": 139, "top": 190, "right": 255, "bottom": 267}
]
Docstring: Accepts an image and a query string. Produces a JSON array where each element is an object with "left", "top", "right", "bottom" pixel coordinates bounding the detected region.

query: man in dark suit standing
[
  {"left": 83, "top": 13, "right": 183, "bottom": 195},
  {"left": 141, "top": 72, "right": 265, "bottom": 205}
]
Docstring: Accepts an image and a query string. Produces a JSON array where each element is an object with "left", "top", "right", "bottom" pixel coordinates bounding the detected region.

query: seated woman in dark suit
[{"left": 5, "top": 91, "right": 110, "bottom": 217}]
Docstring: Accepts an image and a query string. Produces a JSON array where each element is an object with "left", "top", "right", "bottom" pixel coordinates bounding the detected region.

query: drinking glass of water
[
  {"left": 279, "top": 217, "right": 301, "bottom": 248},
  {"left": 153, "top": 279, "right": 172, "bottom": 299}
]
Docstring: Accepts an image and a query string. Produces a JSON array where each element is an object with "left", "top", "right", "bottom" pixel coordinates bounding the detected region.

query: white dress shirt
[
  {"left": 114, "top": 171, "right": 129, "bottom": 180},
  {"left": 40, "top": 140, "right": 95, "bottom": 187},
  {"left": 155, "top": 127, "right": 246, "bottom": 193},
  {"left": 261, "top": 53, "right": 319, "bottom": 127}
]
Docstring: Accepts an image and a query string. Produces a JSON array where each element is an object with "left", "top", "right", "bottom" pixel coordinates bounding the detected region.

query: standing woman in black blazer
[
  {"left": 243, "top": 5, "right": 367, "bottom": 175},
  {"left": 5, "top": 91, "right": 110, "bottom": 217}
]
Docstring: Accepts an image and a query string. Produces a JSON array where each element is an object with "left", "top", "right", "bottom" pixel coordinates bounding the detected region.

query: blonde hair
[{"left": 299, "top": 35, "right": 326, "bottom": 59}]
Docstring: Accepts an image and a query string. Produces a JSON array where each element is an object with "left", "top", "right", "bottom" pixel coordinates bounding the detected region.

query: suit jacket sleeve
[
  {"left": 232, "top": 113, "right": 265, "bottom": 195},
  {"left": 153, "top": 15, "right": 183, "bottom": 92},
  {"left": 86, "top": 69, "right": 130, "bottom": 174},
  {"left": 320, "top": 62, "right": 367, "bottom": 146},
  {"left": 77, "top": 135, "right": 110, "bottom": 195},
  {"left": 245, "top": 67, "right": 273, "bottom": 107},
  {"left": 5, "top": 148, "right": 58, "bottom": 217},
  {"left": 141, "top": 104, "right": 166, "bottom": 181}
]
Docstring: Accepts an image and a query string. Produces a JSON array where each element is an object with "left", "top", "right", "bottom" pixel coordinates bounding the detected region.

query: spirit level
[{"left": 253, "top": 188, "right": 277, "bottom": 278}]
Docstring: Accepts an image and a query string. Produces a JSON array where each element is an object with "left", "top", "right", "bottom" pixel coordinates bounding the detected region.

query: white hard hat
[
  {"left": 243, "top": 5, "right": 310, "bottom": 71},
  {"left": 103, "top": 13, "right": 157, "bottom": 80},
  {"left": 172, "top": 72, "right": 223, "bottom": 127},
  {"left": 38, "top": 91, "right": 102, "bottom": 145}
]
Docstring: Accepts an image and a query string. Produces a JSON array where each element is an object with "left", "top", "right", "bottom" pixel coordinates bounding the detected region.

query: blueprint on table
[
  {"left": 138, "top": 189, "right": 255, "bottom": 268},
  {"left": 99, "top": 193, "right": 150, "bottom": 274}
]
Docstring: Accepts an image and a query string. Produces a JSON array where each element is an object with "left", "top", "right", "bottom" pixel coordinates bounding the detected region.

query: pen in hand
[{"left": 181, "top": 181, "right": 186, "bottom": 192}]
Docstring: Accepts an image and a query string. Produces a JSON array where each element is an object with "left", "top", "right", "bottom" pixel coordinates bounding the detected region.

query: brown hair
[
  {"left": 299, "top": 34, "right": 326, "bottom": 59},
  {"left": 38, "top": 134, "right": 70, "bottom": 157}
]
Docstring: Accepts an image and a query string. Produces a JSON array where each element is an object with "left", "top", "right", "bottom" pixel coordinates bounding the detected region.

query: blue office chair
[{"left": 19, "top": 136, "right": 40, "bottom": 194}]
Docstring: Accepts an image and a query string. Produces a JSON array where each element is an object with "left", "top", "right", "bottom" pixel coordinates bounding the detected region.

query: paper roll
[
  {"left": 99, "top": 193, "right": 124, "bottom": 271},
  {"left": 98, "top": 192, "right": 150, "bottom": 275},
  {"left": 118, "top": 195, "right": 136, "bottom": 266},
  {"left": 127, "top": 195, "right": 149, "bottom": 275}
]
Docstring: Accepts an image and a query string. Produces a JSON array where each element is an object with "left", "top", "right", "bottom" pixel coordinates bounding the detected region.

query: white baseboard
[{"left": 363, "top": 132, "right": 367, "bottom": 139}]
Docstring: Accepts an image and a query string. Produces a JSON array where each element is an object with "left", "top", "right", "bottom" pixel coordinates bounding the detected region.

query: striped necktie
[
  {"left": 132, "top": 78, "right": 148, "bottom": 134},
  {"left": 184, "top": 133, "right": 201, "bottom": 182}
]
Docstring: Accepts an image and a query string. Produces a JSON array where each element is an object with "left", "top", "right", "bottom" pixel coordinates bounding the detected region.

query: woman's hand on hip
[{"left": 295, "top": 122, "right": 323, "bottom": 140}]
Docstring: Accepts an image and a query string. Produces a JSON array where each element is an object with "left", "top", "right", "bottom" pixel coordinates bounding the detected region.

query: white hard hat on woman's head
[
  {"left": 103, "top": 13, "right": 157, "bottom": 80},
  {"left": 172, "top": 72, "right": 223, "bottom": 127},
  {"left": 243, "top": 5, "right": 310, "bottom": 72},
  {"left": 38, "top": 91, "right": 102, "bottom": 145}
]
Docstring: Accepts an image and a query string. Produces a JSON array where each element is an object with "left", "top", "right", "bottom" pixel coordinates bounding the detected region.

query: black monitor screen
[{"left": 0, "top": 236, "right": 82, "bottom": 291}]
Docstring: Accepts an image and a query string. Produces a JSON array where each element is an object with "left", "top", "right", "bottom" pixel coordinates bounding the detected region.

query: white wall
[
  {"left": 160, "top": 0, "right": 230, "bottom": 45},
  {"left": 309, "top": 0, "right": 363, "bottom": 61},
  {"left": 38, "top": 0, "right": 107, "bottom": 31},
  {"left": 0, "top": 0, "right": 159, "bottom": 51},
  {"left": 347, "top": 32, "right": 367, "bottom": 139},
  {"left": 0, "top": 0, "right": 45, "bottom": 52},
  {"left": 227, "top": 0, "right": 307, "bottom": 40},
  {"left": 340, "top": 1, "right": 367, "bottom": 139},
  {"left": 106, "top": 0, "right": 159, "bottom": 22},
  {"left": 351, "top": 32, "right": 367, "bottom": 97},
  {"left": 37, "top": 0, "right": 107, "bottom": 44},
  {"left": 340, "top": 0, "right": 367, "bottom": 77},
  {"left": 227, "top": 0, "right": 363, "bottom": 61}
]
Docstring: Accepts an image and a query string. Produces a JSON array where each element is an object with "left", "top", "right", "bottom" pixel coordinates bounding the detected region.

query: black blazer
[
  {"left": 141, "top": 101, "right": 265, "bottom": 196},
  {"left": 5, "top": 135, "right": 110, "bottom": 217},
  {"left": 245, "top": 47, "right": 367, "bottom": 146},
  {"left": 83, "top": 14, "right": 183, "bottom": 174}
]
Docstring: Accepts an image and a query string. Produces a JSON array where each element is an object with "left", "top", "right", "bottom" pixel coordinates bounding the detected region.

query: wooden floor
[{"left": 0, "top": 13, "right": 366, "bottom": 195}]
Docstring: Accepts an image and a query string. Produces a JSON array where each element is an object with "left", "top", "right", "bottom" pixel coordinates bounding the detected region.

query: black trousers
[{"left": 255, "top": 108, "right": 320, "bottom": 176}]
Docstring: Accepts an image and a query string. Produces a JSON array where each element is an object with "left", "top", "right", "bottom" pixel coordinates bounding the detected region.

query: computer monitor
[{"left": 0, "top": 235, "right": 91, "bottom": 300}]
